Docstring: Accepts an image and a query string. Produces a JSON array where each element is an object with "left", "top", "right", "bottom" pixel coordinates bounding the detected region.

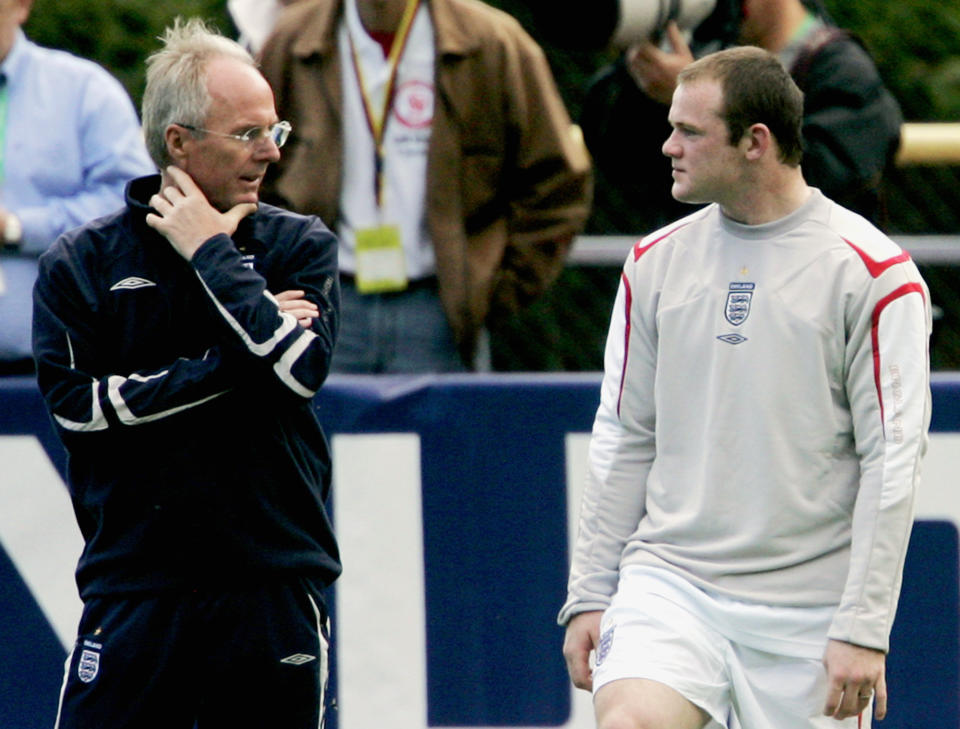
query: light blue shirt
[{"left": 0, "top": 30, "right": 155, "bottom": 362}]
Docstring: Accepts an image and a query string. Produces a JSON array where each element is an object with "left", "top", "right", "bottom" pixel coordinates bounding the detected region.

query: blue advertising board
[{"left": 1, "top": 374, "right": 957, "bottom": 729}]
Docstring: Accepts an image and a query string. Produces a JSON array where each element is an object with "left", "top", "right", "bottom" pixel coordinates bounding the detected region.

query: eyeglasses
[{"left": 177, "top": 120, "right": 292, "bottom": 149}]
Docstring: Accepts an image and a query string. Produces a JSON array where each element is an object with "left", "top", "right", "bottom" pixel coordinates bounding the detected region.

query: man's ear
[
  {"left": 741, "top": 123, "right": 772, "bottom": 161},
  {"left": 165, "top": 124, "right": 190, "bottom": 164}
]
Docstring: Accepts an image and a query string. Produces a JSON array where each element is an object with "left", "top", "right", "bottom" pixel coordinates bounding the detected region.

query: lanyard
[{"left": 347, "top": 0, "right": 421, "bottom": 208}]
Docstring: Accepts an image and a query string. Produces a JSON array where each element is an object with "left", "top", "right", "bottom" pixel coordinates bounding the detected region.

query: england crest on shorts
[
  {"left": 78, "top": 640, "right": 102, "bottom": 683},
  {"left": 596, "top": 626, "right": 615, "bottom": 667},
  {"left": 724, "top": 282, "right": 755, "bottom": 326}
]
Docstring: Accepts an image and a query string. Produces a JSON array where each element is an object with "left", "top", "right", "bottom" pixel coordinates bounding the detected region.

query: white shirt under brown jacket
[{"left": 260, "top": 0, "right": 592, "bottom": 364}]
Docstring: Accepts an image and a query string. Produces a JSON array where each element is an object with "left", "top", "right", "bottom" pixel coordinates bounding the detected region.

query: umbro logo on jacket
[{"left": 109, "top": 276, "right": 157, "bottom": 291}]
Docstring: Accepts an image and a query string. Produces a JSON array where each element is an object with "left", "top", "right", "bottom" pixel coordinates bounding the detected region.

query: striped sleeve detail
[
  {"left": 871, "top": 282, "right": 927, "bottom": 435},
  {"left": 196, "top": 274, "right": 298, "bottom": 358},
  {"left": 616, "top": 272, "right": 632, "bottom": 418},
  {"left": 621, "top": 224, "right": 682, "bottom": 415},
  {"left": 53, "top": 371, "right": 229, "bottom": 432},
  {"left": 107, "top": 373, "right": 228, "bottom": 426},
  {"left": 843, "top": 238, "right": 912, "bottom": 278},
  {"left": 273, "top": 330, "right": 320, "bottom": 398},
  {"left": 633, "top": 222, "right": 686, "bottom": 261},
  {"left": 53, "top": 379, "right": 109, "bottom": 432}
]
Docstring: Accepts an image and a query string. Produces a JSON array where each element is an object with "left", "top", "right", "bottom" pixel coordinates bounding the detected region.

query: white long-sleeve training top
[{"left": 559, "top": 190, "right": 931, "bottom": 652}]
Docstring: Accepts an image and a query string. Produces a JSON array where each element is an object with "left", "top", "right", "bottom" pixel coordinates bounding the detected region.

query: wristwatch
[{"left": 3, "top": 213, "right": 21, "bottom": 252}]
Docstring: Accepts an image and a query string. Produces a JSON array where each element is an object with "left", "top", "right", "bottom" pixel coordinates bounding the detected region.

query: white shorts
[{"left": 593, "top": 566, "right": 870, "bottom": 729}]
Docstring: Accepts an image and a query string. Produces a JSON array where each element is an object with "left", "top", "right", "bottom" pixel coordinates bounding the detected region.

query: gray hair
[{"left": 141, "top": 17, "right": 255, "bottom": 168}]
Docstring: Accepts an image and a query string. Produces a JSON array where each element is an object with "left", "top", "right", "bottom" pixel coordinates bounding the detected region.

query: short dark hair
[{"left": 678, "top": 46, "right": 804, "bottom": 166}]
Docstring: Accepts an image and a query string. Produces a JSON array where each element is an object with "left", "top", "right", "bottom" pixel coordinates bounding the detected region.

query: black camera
[{"left": 532, "top": 0, "right": 743, "bottom": 52}]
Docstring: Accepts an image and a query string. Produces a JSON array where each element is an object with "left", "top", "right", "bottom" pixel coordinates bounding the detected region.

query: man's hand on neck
[{"left": 146, "top": 166, "right": 257, "bottom": 261}]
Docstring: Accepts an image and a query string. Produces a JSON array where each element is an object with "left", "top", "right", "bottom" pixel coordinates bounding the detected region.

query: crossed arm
[{"left": 35, "top": 167, "right": 338, "bottom": 436}]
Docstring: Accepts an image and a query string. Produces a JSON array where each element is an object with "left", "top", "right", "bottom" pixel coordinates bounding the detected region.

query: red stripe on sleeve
[
  {"left": 844, "top": 238, "right": 912, "bottom": 278},
  {"left": 633, "top": 222, "right": 688, "bottom": 261},
  {"left": 870, "top": 282, "right": 926, "bottom": 434},
  {"left": 617, "top": 272, "right": 632, "bottom": 418}
]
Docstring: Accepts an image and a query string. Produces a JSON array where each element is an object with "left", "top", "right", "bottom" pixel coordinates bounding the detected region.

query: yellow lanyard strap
[{"left": 347, "top": 0, "right": 422, "bottom": 208}]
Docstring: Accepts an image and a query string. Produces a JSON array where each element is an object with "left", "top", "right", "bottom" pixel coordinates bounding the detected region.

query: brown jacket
[{"left": 260, "top": 0, "right": 592, "bottom": 362}]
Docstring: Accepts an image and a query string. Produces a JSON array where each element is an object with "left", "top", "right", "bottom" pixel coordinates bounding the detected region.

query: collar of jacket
[
  {"left": 125, "top": 174, "right": 168, "bottom": 244},
  {"left": 289, "top": 0, "right": 481, "bottom": 59},
  {"left": 124, "top": 174, "right": 264, "bottom": 255}
]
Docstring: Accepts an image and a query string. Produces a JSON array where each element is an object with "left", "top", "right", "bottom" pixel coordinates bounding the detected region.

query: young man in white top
[{"left": 560, "top": 46, "right": 931, "bottom": 729}]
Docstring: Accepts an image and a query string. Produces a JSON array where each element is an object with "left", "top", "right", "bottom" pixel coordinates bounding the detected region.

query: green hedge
[
  {"left": 23, "top": 0, "right": 960, "bottom": 123},
  {"left": 22, "top": 0, "right": 960, "bottom": 371},
  {"left": 24, "top": 0, "right": 232, "bottom": 110}
]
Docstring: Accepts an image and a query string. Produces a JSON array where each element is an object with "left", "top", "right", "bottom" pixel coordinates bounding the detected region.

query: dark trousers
[{"left": 55, "top": 582, "right": 330, "bottom": 729}]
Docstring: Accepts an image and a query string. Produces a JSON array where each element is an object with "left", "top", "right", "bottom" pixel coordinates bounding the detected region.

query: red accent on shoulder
[
  {"left": 616, "top": 272, "right": 632, "bottom": 419},
  {"left": 870, "top": 282, "right": 926, "bottom": 436},
  {"left": 633, "top": 223, "right": 688, "bottom": 261},
  {"left": 844, "top": 238, "right": 912, "bottom": 278}
]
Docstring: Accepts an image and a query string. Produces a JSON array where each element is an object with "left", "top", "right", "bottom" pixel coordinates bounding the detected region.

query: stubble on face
[{"left": 664, "top": 79, "right": 739, "bottom": 206}]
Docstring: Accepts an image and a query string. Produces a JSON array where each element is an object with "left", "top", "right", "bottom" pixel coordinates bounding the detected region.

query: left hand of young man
[{"left": 822, "top": 639, "right": 887, "bottom": 721}]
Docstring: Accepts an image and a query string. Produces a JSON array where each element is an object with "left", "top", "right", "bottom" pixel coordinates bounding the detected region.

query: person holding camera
[
  {"left": 561, "top": 46, "right": 930, "bottom": 729},
  {"left": 581, "top": 0, "right": 902, "bottom": 234}
]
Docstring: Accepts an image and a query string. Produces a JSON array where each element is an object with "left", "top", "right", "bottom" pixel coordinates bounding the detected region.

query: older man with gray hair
[{"left": 35, "top": 18, "right": 340, "bottom": 728}]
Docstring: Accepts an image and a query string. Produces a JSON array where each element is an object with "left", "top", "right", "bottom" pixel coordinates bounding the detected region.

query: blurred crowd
[{"left": 0, "top": 0, "right": 904, "bottom": 376}]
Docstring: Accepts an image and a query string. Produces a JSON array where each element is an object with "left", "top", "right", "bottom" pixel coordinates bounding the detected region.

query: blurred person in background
[
  {"left": 561, "top": 46, "right": 929, "bottom": 729},
  {"left": 35, "top": 18, "right": 340, "bottom": 728},
  {"left": 259, "top": 0, "right": 592, "bottom": 373},
  {"left": 227, "top": 0, "right": 303, "bottom": 54},
  {"left": 581, "top": 0, "right": 902, "bottom": 234},
  {"left": 0, "top": 0, "right": 154, "bottom": 374}
]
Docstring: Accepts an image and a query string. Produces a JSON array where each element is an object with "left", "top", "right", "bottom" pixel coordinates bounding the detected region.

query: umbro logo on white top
[{"left": 110, "top": 276, "right": 157, "bottom": 291}]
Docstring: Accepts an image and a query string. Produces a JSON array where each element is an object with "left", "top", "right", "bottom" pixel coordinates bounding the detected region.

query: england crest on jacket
[
  {"left": 725, "top": 282, "right": 755, "bottom": 326},
  {"left": 78, "top": 640, "right": 102, "bottom": 683}
]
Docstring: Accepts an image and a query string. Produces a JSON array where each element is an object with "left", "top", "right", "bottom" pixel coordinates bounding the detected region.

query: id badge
[{"left": 355, "top": 224, "right": 408, "bottom": 294}]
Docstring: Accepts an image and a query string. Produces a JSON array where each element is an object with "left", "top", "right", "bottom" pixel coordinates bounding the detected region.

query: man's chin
[
  {"left": 218, "top": 191, "right": 260, "bottom": 211},
  {"left": 671, "top": 185, "right": 707, "bottom": 206}
]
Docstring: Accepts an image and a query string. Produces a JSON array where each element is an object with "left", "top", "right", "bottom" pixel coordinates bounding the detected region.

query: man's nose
[
  {"left": 662, "top": 131, "right": 680, "bottom": 158},
  {"left": 255, "top": 137, "right": 282, "bottom": 162}
]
